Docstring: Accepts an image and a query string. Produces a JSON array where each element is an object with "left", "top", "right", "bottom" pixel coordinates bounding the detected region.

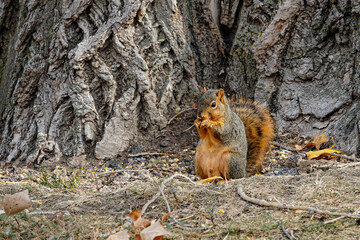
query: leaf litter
[{"left": 0, "top": 133, "right": 360, "bottom": 239}]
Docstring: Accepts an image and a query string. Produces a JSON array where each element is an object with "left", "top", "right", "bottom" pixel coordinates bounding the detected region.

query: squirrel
[{"left": 194, "top": 88, "right": 274, "bottom": 179}]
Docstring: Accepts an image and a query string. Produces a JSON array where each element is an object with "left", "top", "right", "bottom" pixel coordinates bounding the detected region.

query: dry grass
[{"left": 1, "top": 153, "right": 360, "bottom": 239}]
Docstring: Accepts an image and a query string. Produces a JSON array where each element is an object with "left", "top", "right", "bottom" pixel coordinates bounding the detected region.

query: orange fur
[
  {"left": 194, "top": 127, "right": 230, "bottom": 179},
  {"left": 194, "top": 89, "right": 274, "bottom": 179},
  {"left": 232, "top": 98, "right": 274, "bottom": 175}
]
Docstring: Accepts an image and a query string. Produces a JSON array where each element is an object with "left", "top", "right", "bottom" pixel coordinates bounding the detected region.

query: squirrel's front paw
[
  {"left": 201, "top": 119, "right": 213, "bottom": 128},
  {"left": 194, "top": 118, "right": 202, "bottom": 128}
]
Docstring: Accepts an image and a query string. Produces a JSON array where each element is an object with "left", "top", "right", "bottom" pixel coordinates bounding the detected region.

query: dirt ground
[
  {"left": 1, "top": 138, "right": 360, "bottom": 239},
  {"left": 1, "top": 111, "right": 360, "bottom": 239}
]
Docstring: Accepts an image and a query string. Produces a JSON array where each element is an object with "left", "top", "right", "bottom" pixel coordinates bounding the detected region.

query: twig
[
  {"left": 142, "top": 174, "right": 202, "bottom": 230},
  {"left": 168, "top": 108, "right": 194, "bottom": 125},
  {"left": 338, "top": 162, "right": 360, "bottom": 169},
  {"left": 128, "top": 152, "right": 165, "bottom": 157},
  {"left": 96, "top": 169, "right": 145, "bottom": 176},
  {"left": 182, "top": 124, "right": 195, "bottom": 133},
  {"left": 159, "top": 186, "right": 192, "bottom": 230},
  {"left": 324, "top": 207, "right": 360, "bottom": 224},
  {"left": 237, "top": 186, "right": 360, "bottom": 219},
  {"left": 280, "top": 224, "right": 294, "bottom": 239},
  {"left": 323, "top": 216, "right": 345, "bottom": 224},
  {"left": 329, "top": 153, "right": 360, "bottom": 162},
  {"left": 271, "top": 141, "right": 306, "bottom": 157},
  {"left": 0, "top": 181, "right": 30, "bottom": 184},
  {"left": 29, "top": 211, "right": 57, "bottom": 215},
  {"left": 142, "top": 174, "right": 198, "bottom": 214}
]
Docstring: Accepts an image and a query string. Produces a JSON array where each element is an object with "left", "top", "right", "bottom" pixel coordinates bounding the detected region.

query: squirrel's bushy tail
[{"left": 231, "top": 99, "right": 274, "bottom": 175}]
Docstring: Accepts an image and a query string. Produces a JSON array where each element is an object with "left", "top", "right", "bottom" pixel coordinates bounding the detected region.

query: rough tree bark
[{"left": 1, "top": 0, "right": 359, "bottom": 166}]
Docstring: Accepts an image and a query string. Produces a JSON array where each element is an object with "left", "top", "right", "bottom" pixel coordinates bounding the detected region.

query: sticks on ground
[
  {"left": 281, "top": 224, "right": 297, "bottom": 240},
  {"left": 142, "top": 174, "right": 199, "bottom": 230},
  {"left": 128, "top": 152, "right": 164, "bottom": 157},
  {"left": 237, "top": 186, "right": 360, "bottom": 220}
]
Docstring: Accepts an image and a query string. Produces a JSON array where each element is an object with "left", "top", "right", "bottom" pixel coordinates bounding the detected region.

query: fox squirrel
[{"left": 194, "top": 88, "right": 274, "bottom": 179}]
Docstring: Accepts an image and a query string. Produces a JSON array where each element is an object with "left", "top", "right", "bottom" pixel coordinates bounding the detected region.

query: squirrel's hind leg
[{"left": 227, "top": 152, "right": 247, "bottom": 179}]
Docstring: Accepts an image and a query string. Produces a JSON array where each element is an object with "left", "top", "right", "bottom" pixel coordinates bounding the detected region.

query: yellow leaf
[
  {"left": 313, "top": 133, "right": 329, "bottom": 150},
  {"left": 306, "top": 148, "right": 342, "bottom": 160},
  {"left": 296, "top": 133, "right": 330, "bottom": 151},
  {"left": 195, "top": 176, "right": 223, "bottom": 184}
]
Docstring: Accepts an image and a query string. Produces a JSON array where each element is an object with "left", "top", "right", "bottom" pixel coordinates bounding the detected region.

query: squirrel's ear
[
  {"left": 217, "top": 88, "right": 225, "bottom": 103},
  {"left": 202, "top": 87, "right": 207, "bottom": 94}
]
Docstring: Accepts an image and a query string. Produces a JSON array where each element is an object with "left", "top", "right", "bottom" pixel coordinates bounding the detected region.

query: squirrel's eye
[{"left": 211, "top": 102, "right": 216, "bottom": 108}]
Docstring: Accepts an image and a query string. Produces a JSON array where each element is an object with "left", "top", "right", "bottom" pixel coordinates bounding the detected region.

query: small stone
[
  {"left": 108, "top": 160, "right": 121, "bottom": 169},
  {"left": 160, "top": 141, "right": 169, "bottom": 148},
  {"left": 130, "top": 146, "right": 143, "bottom": 154}
]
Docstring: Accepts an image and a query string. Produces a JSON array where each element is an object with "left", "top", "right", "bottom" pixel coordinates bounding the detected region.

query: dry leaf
[
  {"left": 134, "top": 217, "right": 151, "bottom": 231},
  {"left": 295, "top": 144, "right": 306, "bottom": 151},
  {"left": 129, "top": 209, "right": 142, "bottom": 221},
  {"left": 1, "top": 190, "right": 31, "bottom": 215},
  {"left": 313, "top": 133, "right": 329, "bottom": 150},
  {"left": 107, "top": 231, "right": 130, "bottom": 240},
  {"left": 195, "top": 176, "right": 223, "bottom": 184},
  {"left": 306, "top": 148, "right": 342, "bottom": 160},
  {"left": 161, "top": 212, "right": 174, "bottom": 225},
  {"left": 295, "top": 143, "right": 315, "bottom": 151},
  {"left": 140, "top": 221, "right": 171, "bottom": 240},
  {"left": 129, "top": 209, "right": 151, "bottom": 231},
  {"left": 133, "top": 234, "right": 142, "bottom": 240},
  {"left": 295, "top": 133, "right": 330, "bottom": 151}
]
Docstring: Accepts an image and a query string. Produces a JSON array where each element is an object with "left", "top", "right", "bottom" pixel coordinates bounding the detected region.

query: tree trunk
[{"left": 1, "top": 0, "right": 359, "bottom": 166}]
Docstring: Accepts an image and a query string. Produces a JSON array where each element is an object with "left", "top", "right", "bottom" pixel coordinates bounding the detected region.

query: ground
[{"left": 1, "top": 112, "right": 360, "bottom": 239}]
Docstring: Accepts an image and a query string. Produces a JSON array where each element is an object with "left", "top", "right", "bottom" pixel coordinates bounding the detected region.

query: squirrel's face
[{"left": 197, "top": 89, "right": 227, "bottom": 122}]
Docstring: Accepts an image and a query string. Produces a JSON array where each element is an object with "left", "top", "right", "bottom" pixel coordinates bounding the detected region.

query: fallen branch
[
  {"left": 142, "top": 174, "right": 206, "bottom": 230},
  {"left": 323, "top": 216, "right": 345, "bottom": 225},
  {"left": 324, "top": 207, "right": 360, "bottom": 224},
  {"left": 237, "top": 186, "right": 360, "bottom": 219},
  {"left": 159, "top": 186, "right": 191, "bottom": 230},
  {"left": 128, "top": 152, "right": 165, "bottom": 157},
  {"left": 142, "top": 174, "right": 197, "bottom": 214},
  {"left": 338, "top": 162, "right": 360, "bottom": 169},
  {"left": 281, "top": 224, "right": 297, "bottom": 240}
]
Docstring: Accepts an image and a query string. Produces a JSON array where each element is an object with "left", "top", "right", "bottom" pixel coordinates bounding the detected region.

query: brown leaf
[
  {"left": 313, "top": 133, "right": 329, "bottom": 150},
  {"left": 1, "top": 190, "right": 31, "bottom": 216},
  {"left": 140, "top": 221, "right": 171, "bottom": 240},
  {"left": 306, "top": 148, "right": 342, "bottom": 160},
  {"left": 133, "top": 234, "right": 142, "bottom": 240},
  {"left": 129, "top": 209, "right": 142, "bottom": 221},
  {"left": 107, "top": 231, "right": 130, "bottom": 240},
  {"left": 295, "top": 143, "right": 314, "bottom": 151},
  {"left": 161, "top": 212, "right": 174, "bottom": 225},
  {"left": 296, "top": 133, "right": 330, "bottom": 151},
  {"left": 134, "top": 216, "right": 151, "bottom": 231},
  {"left": 129, "top": 209, "right": 151, "bottom": 231}
]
